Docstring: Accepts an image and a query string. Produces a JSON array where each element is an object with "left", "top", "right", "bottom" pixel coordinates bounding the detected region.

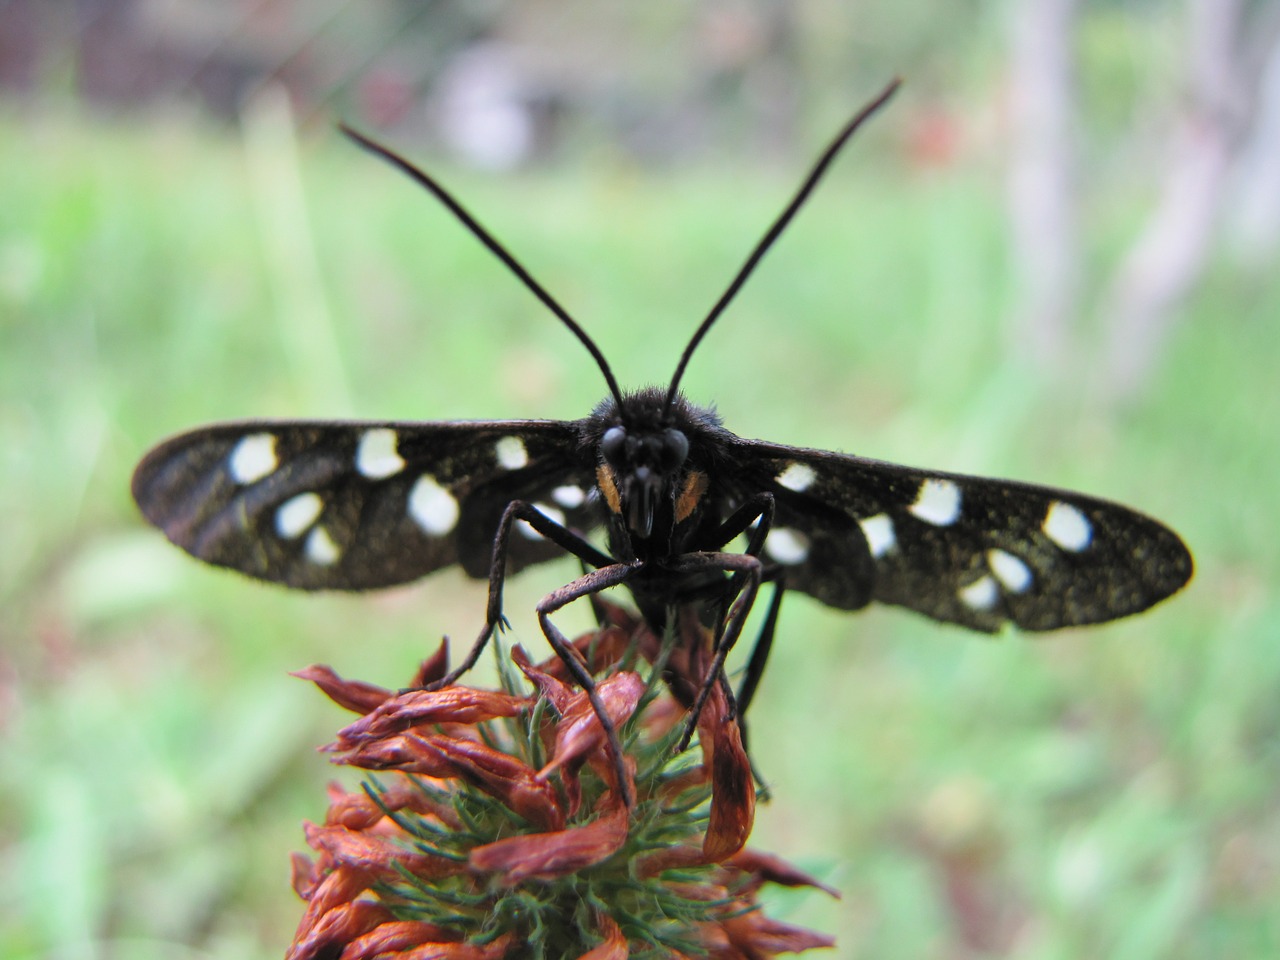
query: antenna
[
  {"left": 664, "top": 78, "right": 902, "bottom": 412},
  {"left": 340, "top": 124, "right": 626, "bottom": 409}
]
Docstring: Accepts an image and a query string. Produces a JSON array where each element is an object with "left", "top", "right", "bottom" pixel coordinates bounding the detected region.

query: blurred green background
[{"left": 2, "top": 2, "right": 1278, "bottom": 958}]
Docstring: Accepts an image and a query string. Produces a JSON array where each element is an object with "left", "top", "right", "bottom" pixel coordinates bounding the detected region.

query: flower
[{"left": 287, "top": 603, "right": 837, "bottom": 959}]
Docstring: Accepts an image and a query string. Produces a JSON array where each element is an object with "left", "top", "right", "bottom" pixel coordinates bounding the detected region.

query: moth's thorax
[{"left": 585, "top": 388, "right": 726, "bottom": 550}]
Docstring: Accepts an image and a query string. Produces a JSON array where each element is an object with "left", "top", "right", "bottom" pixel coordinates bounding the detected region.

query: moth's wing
[
  {"left": 131, "top": 420, "right": 601, "bottom": 590},
  {"left": 735, "top": 440, "right": 1193, "bottom": 632}
]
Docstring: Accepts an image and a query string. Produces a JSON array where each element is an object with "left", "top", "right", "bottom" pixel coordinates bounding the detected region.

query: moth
[{"left": 132, "top": 80, "right": 1192, "bottom": 801}]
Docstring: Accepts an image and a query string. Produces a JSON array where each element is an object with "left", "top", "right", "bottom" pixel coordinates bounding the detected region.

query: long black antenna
[
  {"left": 340, "top": 123, "right": 626, "bottom": 409},
  {"left": 664, "top": 78, "right": 902, "bottom": 412}
]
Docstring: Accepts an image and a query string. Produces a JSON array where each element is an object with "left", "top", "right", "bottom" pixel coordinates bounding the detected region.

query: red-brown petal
[
  {"left": 408, "top": 638, "right": 451, "bottom": 688},
  {"left": 719, "top": 910, "right": 836, "bottom": 954},
  {"left": 531, "top": 610, "right": 643, "bottom": 681},
  {"left": 513, "top": 645, "right": 576, "bottom": 713},
  {"left": 304, "top": 822, "right": 459, "bottom": 881},
  {"left": 290, "top": 852, "right": 321, "bottom": 899},
  {"left": 324, "top": 778, "right": 458, "bottom": 831},
  {"left": 338, "top": 919, "right": 460, "bottom": 959},
  {"left": 336, "top": 733, "right": 463, "bottom": 776},
  {"left": 576, "top": 913, "right": 629, "bottom": 960},
  {"left": 540, "top": 672, "right": 646, "bottom": 780},
  {"left": 422, "top": 736, "right": 565, "bottom": 830},
  {"left": 469, "top": 795, "right": 629, "bottom": 883},
  {"left": 293, "top": 665, "right": 392, "bottom": 715},
  {"left": 397, "top": 932, "right": 516, "bottom": 960},
  {"left": 635, "top": 844, "right": 708, "bottom": 877},
  {"left": 724, "top": 849, "right": 841, "bottom": 899},
  {"left": 288, "top": 890, "right": 391, "bottom": 960},
  {"left": 700, "top": 687, "right": 754, "bottom": 862},
  {"left": 338, "top": 687, "right": 529, "bottom": 745},
  {"left": 299, "top": 864, "right": 372, "bottom": 919}
]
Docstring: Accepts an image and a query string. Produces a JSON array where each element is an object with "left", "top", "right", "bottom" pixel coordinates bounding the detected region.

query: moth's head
[{"left": 593, "top": 388, "right": 713, "bottom": 539}]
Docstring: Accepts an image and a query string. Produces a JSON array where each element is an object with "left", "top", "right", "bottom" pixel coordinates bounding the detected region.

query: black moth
[{"left": 132, "top": 81, "right": 1192, "bottom": 803}]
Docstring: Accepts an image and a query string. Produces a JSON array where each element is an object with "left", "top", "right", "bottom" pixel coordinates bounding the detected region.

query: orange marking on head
[
  {"left": 675, "top": 470, "right": 709, "bottom": 524},
  {"left": 596, "top": 464, "right": 622, "bottom": 515}
]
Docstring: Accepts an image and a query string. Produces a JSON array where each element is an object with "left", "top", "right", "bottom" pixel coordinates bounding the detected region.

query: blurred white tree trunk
[
  {"left": 1225, "top": 13, "right": 1280, "bottom": 268},
  {"left": 1095, "top": 0, "right": 1247, "bottom": 403},
  {"left": 1005, "top": 0, "right": 1278, "bottom": 405},
  {"left": 1006, "top": 0, "right": 1080, "bottom": 373}
]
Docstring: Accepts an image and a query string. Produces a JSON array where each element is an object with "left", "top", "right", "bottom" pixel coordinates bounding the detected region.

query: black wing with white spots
[
  {"left": 735, "top": 441, "right": 1193, "bottom": 633},
  {"left": 131, "top": 420, "right": 600, "bottom": 590}
]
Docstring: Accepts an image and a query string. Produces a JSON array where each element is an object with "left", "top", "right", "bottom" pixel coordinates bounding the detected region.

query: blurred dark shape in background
[
  {"left": 0, "top": 0, "right": 817, "bottom": 167},
  {"left": 4, "top": 0, "right": 1280, "bottom": 399}
]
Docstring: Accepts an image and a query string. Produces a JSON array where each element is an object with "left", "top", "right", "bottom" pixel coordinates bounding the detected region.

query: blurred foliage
[{"left": 2, "top": 3, "right": 1279, "bottom": 958}]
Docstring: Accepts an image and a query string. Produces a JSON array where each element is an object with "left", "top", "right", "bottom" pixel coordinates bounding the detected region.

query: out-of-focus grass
[{"left": 1, "top": 103, "right": 1275, "bottom": 959}]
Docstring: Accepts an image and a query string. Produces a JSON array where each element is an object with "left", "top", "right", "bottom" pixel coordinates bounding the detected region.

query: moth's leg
[
  {"left": 699, "top": 492, "right": 775, "bottom": 646},
  {"left": 731, "top": 572, "right": 785, "bottom": 794},
  {"left": 670, "top": 493, "right": 776, "bottom": 733},
  {"left": 578, "top": 556, "right": 612, "bottom": 627},
  {"left": 735, "top": 572, "right": 785, "bottom": 718},
  {"left": 706, "top": 492, "right": 776, "bottom": 554},
  {"left": 536, "top": 562, "right": 643, "bottom": 806},
  {"left": 671, "top": 550, "right": 765, "bottom": 751},
  {"left": 432, "top": 500, "right": 614, "bottom": 689}
]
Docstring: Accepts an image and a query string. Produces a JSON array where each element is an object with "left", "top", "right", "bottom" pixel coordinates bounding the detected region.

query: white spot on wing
[
  {"left": 276, "top": 492, "right": 323, "bottom": 539},
  {"left": 1043, "top": 500, "right": 1092, "bottom": 551},
  {"left": 987, "top": 548, "right": 1032, "bottom": 593},
  {"left": 764, "top": 527, "right": 810, "bottom": 565},
  {"left": 518, "top": 502, "right": 565, "bottom": 540},
  {"left": 859, "top": 513, "right": 896, "bottom": 558},
  {"left": 909, "top": 478, "right": 962, "bottom": 526},
  {"left": 959, "top": 575, "right": 998, "bottom": 610},
  {"left": 495, "top": 436, "right": 528, "bottom": 470},
  {"left": 229, "top": 433, "right": 278, "bottom": 484},
  {"left": 409, "top": 475, "right": 459, "bottom": 535},
  {"left": 777, "top": 462, "right": 816, "bottom": 492},
  {"left": 305, "top": 526, "right": 340, "bottom": 565},
  {"left": 356, "top": 427, "right": 405, "bottom": 479},
  {"left": 552, "top": 485, "right": 587, "bottom": 509}
]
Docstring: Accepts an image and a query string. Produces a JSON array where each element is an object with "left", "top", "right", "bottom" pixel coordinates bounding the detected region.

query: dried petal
[
  {"left": 469, "top": 795, "right": 629, "bottom": 883},
  {"left": 720, "top": 908, "right": 836, "bottom": 955},
  {"left": 539, "top": 671, "right": 646, "bottom": 781},
  {"left": 293, "top": 665, "right": 393, "bottom": 715},
  {"left": 398, "top": 932, "right": 515, "bottom": 960},
  {"left": 700, "top": 685, "right": 754, "bottom": 862},
  {"left": 513, "top": 645, "right": 577, "bottom": 713},
  {"left": 299, "top": 865, "right": 373, "bottom": 921},
  {"left": 288, "top": 894, "right": 392, "bottom": 960},
  {"left": 408, "top": 638, "right": 451, "bottom": 688},
  {"left": 323, "top": 779, "right": 458, "bottom": 831},
  {"left": 635, "top": 844, "right": 708, "bottom": 878},
  {"left": 304, "top": 822, "right": 460, "bottom": 882},
  {"left": 290, "top": 851, "right": 321, "bottom": 899},
  {"left": 576, "top": 913, "right": 629, "bottom": 960},
  {"left": 339, "top": 919, "right": 459, "bottom": 959},
  {"left": 725, "top": 849, "right": 841, "bottom": 899},
  {"left": 532, "top": 622, "right": 639, "bottom": 679},
  {"left": 338, "top": 687, "right": 529, "bottom": 745},
  {"left": 336, "top": 732, "right": 463, "bottom": 776},
  {"left": 422, "top": 735, "right": 565, "bottom": 830}
]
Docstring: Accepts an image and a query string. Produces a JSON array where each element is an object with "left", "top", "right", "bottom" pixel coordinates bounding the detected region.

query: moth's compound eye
[
  {"left": 601, "top": 426, "right": 627, "bottom": 465},
  {"left": 660, "top": 429, "right": 690, "bottom": 471}
]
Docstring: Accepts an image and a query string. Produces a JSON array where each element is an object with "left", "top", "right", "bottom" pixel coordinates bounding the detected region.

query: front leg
[
  {"left": 698, "top": 492, "right": 775, "bottom": 649},
  {"left": 431, "top": 499, "right": 615, "bottom": 690},
  {"left": 668, "top": 492, "right": 777, "bottom": 742},
  {"left": 535, "top": 562, "right": 643, "bottom": 806},
  {"left": 670, "top": 550, "right": 766, "bottom": 750}
]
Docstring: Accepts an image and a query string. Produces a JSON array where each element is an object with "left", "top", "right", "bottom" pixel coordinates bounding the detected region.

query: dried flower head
[{"left": 287, "top": 603, "right": 836, "bottom": 959}]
